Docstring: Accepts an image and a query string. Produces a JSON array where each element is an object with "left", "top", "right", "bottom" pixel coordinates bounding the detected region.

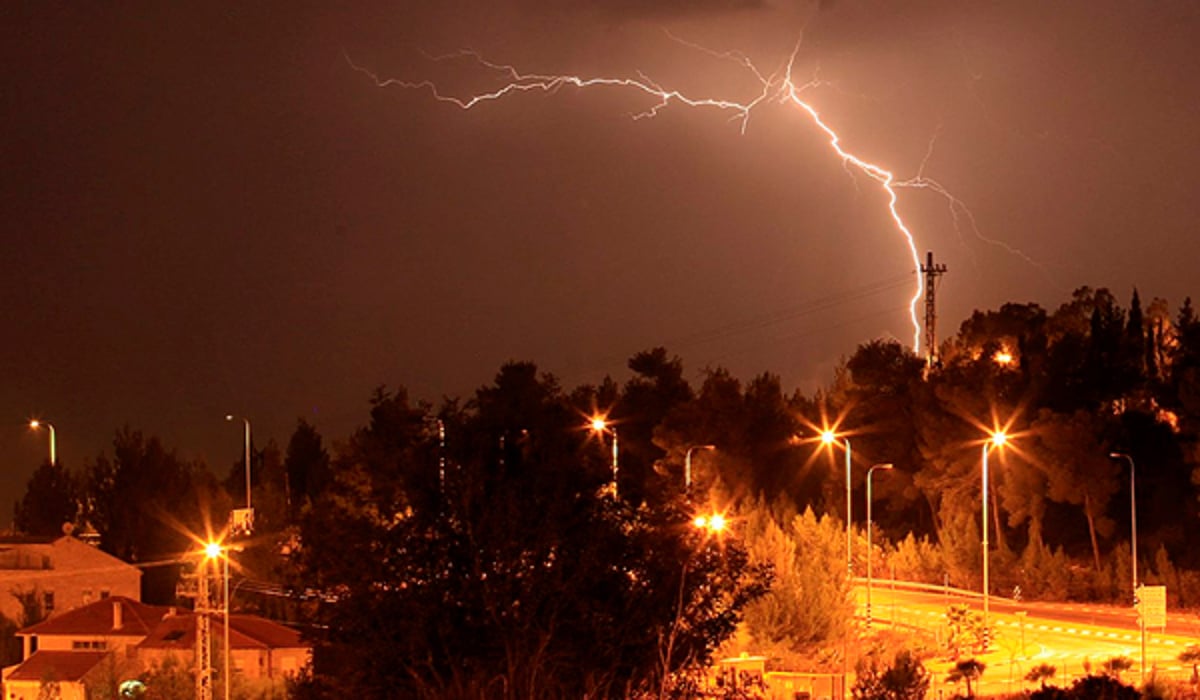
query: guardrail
[{"left": 850, "top": 576, "right": 982, "bottom": 600}]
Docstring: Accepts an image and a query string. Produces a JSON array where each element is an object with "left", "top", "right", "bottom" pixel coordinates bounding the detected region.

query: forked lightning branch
[{"left": 347, "top": 39, "right": 985, "bottom": 353}]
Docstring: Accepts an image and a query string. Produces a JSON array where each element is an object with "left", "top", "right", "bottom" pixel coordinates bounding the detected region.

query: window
[
  {"left": 42, "top": 591, "right": 54, "bottom": 614},
  {"left": 99, "top": 589, "right": 111, "bottom": 599},
  {"left": 72, "top": 640, "right": 106, "bottom": 650}
]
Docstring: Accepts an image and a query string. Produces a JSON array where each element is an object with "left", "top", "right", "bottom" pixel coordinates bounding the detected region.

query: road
[{"left": 854, "top": 580, "right": 1200, "bottom": 696}]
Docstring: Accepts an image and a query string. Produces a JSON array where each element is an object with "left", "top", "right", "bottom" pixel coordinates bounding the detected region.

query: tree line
[{"left": 12, "top": 285, "right": 1200, "bottom": 696}]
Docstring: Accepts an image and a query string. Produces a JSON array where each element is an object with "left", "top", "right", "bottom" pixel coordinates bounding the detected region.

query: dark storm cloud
[
  {"left": 513, "top": 0, "right": 778, "bottom": 20},
  {"left": 4, "top": 0, "right": 1199, "bottom": 517}
]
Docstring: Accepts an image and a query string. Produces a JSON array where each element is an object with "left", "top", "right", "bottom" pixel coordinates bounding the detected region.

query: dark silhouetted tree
[
  {"left": 15, "top": 463, "right": 78, "bottom": 537},
  {"left": 283, "top": 419, "right": 331, "bottom": 519},
  {"left": 83, "top": 428, "right": 215, "bottom": 603},
  {"left": 293, "top": 366, "right": 770, "bottom": 699}
]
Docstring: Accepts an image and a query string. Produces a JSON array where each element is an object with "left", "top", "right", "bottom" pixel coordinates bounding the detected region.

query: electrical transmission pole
[
  {"left": 921, "top": 251, "right": 947, "bottom": 368},
  {"left": 195, "top": 559, "right": 214, "bottom": 700}
]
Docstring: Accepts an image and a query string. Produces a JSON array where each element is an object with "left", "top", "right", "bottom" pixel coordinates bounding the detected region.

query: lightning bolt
[{"left": 347, "top": 38, "right": 981, "bottom": 353}]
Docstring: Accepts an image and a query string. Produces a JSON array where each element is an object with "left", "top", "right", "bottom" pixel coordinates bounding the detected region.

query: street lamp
[
  {"left": 225, "top": 415, "right": 254, "bottom": 535},
  {"left": 866, "top": 463, "right": 893, "bottom": 629},
  {"left": 1108, "top": 451, "right": 1143, "bottom": 681},
  {"left": 693, "top": 513, "right": 726, "bottom": 534},
  {"left": 29, "top": 420, "right": 56, "bottom": 466},
  {"left": 684, "top": 445, "right": 715, "bottom": 491},
  {"left": 821, "top": 430, "right": 853, "bottom": 575},
  {"left": 590, "top": 417, "right": 619, "bottom": 498},
  {"left": 981, "top": 430, "right": 1007, "bottom": 650}
]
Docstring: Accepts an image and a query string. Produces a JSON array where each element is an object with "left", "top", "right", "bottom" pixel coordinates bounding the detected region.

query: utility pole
[
  {"left": 192, "top": 559, "right": 214, "bottom": 700},
  {"left": 920, "top": 251, "right": 947, "bottom": 368}
]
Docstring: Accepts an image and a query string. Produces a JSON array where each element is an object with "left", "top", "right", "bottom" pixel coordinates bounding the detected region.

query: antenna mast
[{"left": 921, "top": 251, "right": 947, "bottom": 368}]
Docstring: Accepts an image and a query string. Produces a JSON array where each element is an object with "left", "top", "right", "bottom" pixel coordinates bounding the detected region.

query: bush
[
  {"left": 885, "top": 534, "right": 944, "bottom": 586},
  {"left": 1067, "top": 674, "right": 1139, "bottom": 700},
  {"left": 1030, "top": 673, "right": 1140, "bottom": 700},
  {"left": 852, "top": 650, "right": 930, "bottom": 700}
]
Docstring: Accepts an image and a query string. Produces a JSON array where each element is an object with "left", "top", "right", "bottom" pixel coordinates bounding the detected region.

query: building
[
  {"left": 3, "top": 597, "right": 164, "bottom": 700},
  {"left": 138, "top": 612, "right": 310, "bottom": 681},
  {"left": 2, "top": 596, "right": 310, "bottom": 699},
  {"left": 0, "top": 536, "right": 141, "bottom": 625}
]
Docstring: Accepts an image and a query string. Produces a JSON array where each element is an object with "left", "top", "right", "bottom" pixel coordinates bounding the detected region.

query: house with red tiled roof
[
  {"left": 139, "top": 612, "right": 310, "bottom": 681},
  {"left": 3, "top": 650, "right": 110, "bottom": 700},
  {"left": 2, "top": 596, "right": 310, "bottom": 699},
  {"left": 0, "top": 535, "right": 140, "bottom": 625},
  {"left": 2, "top": 597, "right": 164, "bottom": 700}
]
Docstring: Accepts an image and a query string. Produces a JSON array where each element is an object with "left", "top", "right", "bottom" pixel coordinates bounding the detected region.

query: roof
[
  {"left": 5, "top": 650, "right": 109, "bottom": 682},
  {"left": 20, "top": 597, "right": 170, "bottom": 637},
  {"left": 0, "top": 535, "right": 59, "bottom": 546},
  {"left": 0, "top": 535, "right": 142, "bottom": 576},
  {"left": 139, "top": 613, "right": 306, "bottom": 651},
  {"left": 226, "top": 614, "right": 305, "bottom": 649}
]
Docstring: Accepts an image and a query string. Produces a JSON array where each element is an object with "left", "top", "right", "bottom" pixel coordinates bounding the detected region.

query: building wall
[
  {"left": 0, "top": 539, "right": 140, "bottom": 624},
  {"left": 139, "top": 646, "right": 311, "bottom": 681},
  {"left": 3, "top": 677, "right": 88, "bottom": 700},
  {"left": 240, "top": 647, "right": 311, "bottom": 679},
  {"left": 34, "top": 634, "right": 139, "bottom": 655}
]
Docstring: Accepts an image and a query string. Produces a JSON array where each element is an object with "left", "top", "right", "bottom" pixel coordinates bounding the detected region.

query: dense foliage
[{"left": 290, "top": 365, "right": 771, "bottom": 698}]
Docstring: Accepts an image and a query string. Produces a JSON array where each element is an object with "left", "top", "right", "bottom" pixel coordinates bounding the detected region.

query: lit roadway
[{"left": 854, "top": 580, "right": 1200, "bottom": 696}]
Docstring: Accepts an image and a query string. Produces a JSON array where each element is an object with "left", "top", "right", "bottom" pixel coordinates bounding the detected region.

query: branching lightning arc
[{"left": 347, "top": 38, "right": 979, "bottom": 353}]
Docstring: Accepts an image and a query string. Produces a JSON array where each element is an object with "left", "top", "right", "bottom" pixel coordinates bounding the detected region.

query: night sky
[{"left": 4, "top": 1, "right": 1198, "bottom": 511}]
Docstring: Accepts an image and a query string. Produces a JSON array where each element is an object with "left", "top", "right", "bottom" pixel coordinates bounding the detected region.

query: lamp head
[
  {"left": 820, "top": 430, "right": 837, "bottom": 445},
  {"left": 590, "top": 417, "right": 607, "bottom": 433},
  {"left": 693, "top": 513, "right": 726, "bottom": 533},
  {"left": 204, "top": 542, "right": 223, "bottom": 559},
  {"left": 29, "top": 420, "right": 40, "bottom": 429},
  {"left": 990, "top": 431, "right": 1008, "bottom": 447}
]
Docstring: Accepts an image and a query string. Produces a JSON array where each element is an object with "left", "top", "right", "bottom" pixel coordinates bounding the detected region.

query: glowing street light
[
  {"left": 684, "top": 444, "right": 715, "bottom": 491},
  {"left": 865, "top": 463, "right": 893, "bottom": 629},
  {"left": 29, "top": 420, "right": 56, "bottom": 466},
  {"left": 693, "top": 513, "right": 726, "bottom": 533},
  {"left": 1109, "top": 451, "right": 1143, "bottom": 682},
  {"left": 981, "top": 430, "right": 1008, "bottom": 649},
  {"left": 590, "top": 416, "right": 619, "bottom": 498},
  {"left": 821, "top": 430, "right": 853, "bottom": 575}
]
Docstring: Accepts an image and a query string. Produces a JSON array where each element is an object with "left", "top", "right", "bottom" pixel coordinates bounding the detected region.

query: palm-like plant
[
  {"left": 1024, "top": 663, "right": 1056, "bottom": 690},
  {"left": 946, "top": 658, "right": 986, "bottom": 698}
]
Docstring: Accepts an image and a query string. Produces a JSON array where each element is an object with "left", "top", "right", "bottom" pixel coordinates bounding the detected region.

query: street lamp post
[
  {"left": 225, "top": 416, "right": 254, "bottom": 535},
  {"left": 590, "top": 417, "right": 618, "bottom": 498},
  {"left": 866, "top": 463, "right": 893, "bottom": 629},
  {"left": 1109, "top": 451, "right": 1143, "bottom": 682},
  {"left": 225, "top": 416, "right": 251, "bottom": 510},
  {"left": 29, "top": 420, "right": 56, "bottom": 466},
  {"left": 981, "top": 431, "right": 1007, "bottom": 651},
  {"left": 684, "top": 445, "right": 715, "bottom": 492},
  {"left": 821, "top": 431, "right": 853, "bottom": 575}
]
